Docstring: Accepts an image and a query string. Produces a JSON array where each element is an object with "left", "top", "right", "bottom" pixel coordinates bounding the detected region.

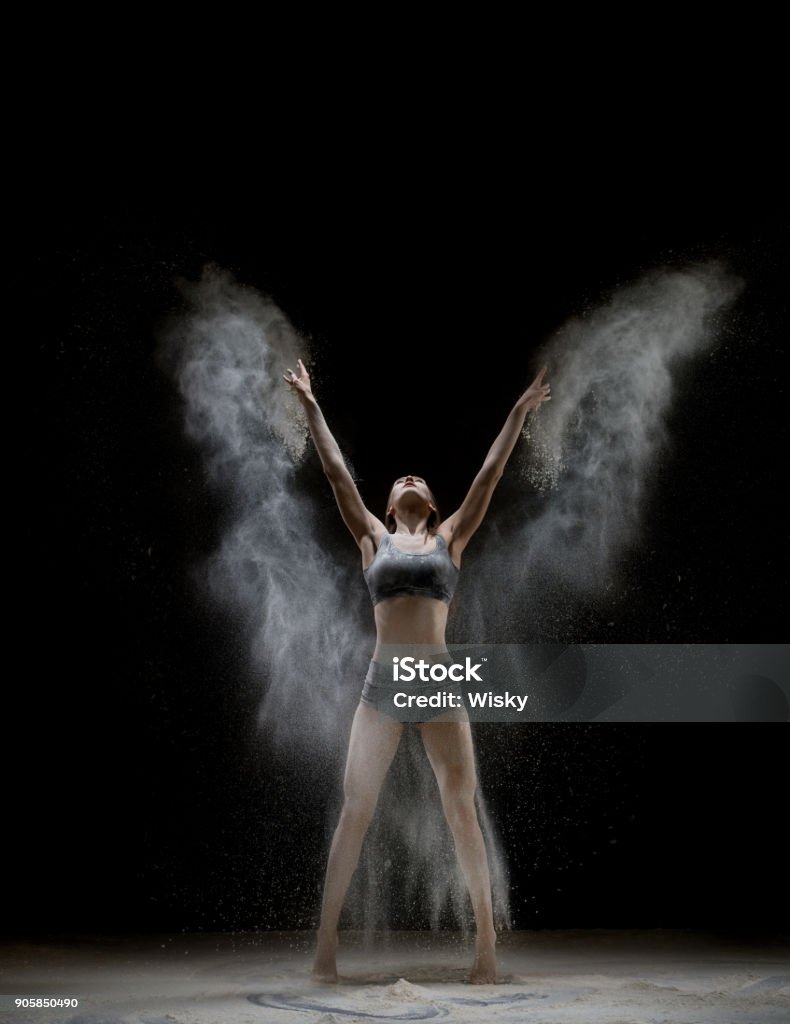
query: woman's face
[
  {"left": 389, "top": 476, "right": 435, "bottom": 514},
  {"left": 394, "top": 474, "right": 427, "bottom": 491}
]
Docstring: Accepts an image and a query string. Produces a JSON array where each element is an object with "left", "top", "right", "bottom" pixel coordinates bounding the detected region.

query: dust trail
[
  {"left": 454, "top": 261, "right": 743, "bottom": 641},
  {"left": 526, "top": 262, "right": 742, "bottom": 585},
  {"left": 157, "top": 266, "right": 511, "bottom": 934},
  {"left": 348, "top": 730, "right": 511, "bottom": 935},
  {"left": 158, "top": 265, "right": 364, "bottom": 755}
]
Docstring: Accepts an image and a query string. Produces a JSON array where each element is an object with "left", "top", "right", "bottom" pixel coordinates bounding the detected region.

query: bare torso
[{"left": 361, "top": 525, "right": 460, "bottom": 659}]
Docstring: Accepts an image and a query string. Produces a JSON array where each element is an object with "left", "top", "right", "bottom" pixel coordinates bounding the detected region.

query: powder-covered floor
[{"left": 2, "top": 929, "right": 788, "bottom": 1023}]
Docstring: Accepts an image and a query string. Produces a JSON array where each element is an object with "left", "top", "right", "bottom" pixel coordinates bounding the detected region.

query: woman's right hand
[{"left": 283, "top": 358, "right": 314, "bottom": 402}]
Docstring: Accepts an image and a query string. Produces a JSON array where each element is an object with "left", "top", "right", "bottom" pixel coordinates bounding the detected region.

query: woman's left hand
[
  {"left": 283, "top": 358, "right": 314, "bottom": 403},
  {"left": 520, "top": 366, "right": 551, "bottom": 412}
]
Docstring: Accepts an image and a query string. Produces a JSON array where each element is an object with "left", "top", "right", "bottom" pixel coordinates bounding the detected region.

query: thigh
[
  {"left": 343, "top": 701, "right": 404, "bottom": 802},
  {"left": 417, "top": 718, "right": 478, "bottom": 794}
]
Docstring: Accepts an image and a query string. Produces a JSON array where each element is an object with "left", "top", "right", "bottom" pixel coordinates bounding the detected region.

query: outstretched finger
[{"left": 532, "top": 366, "right": 548, "bottom": 387}]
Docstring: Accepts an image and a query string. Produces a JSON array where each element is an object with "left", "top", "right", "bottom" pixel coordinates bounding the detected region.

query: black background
[{"left": 8, "top": 160, "right": 788, "bottom": 939}]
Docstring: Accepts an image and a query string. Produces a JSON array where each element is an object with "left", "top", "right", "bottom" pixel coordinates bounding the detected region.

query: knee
[
  {"left": 440, "top": 774, "right": 478, "bottom": 830},
  {"left": 444, "top": 796, "right": 478, "bottom": 832},
  {"left": 339, "top": 795, "right": 376, "bottom": 832}
]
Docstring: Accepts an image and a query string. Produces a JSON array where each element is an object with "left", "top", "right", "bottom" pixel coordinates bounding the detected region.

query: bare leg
[
  {"left": 418, "top": 718, "right": 497, "bottom": 984},
  {"left": 312, "top": 702, "right": 404, "bottom": 982}
]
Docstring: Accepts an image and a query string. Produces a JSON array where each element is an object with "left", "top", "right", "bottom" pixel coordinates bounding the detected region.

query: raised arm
[
  {"left": 441, "top": 367, "right": 551, "bottom": 558},
  {"left": 284, "top": 359, "right": 384, "bottom": 549}
]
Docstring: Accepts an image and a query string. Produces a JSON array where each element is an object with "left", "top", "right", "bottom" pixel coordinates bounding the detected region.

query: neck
[{"left": 392, "top": 511, "right": 431, "bottom": 537}]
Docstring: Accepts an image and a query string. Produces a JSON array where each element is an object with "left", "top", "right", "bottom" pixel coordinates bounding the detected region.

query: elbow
[
  {"left": 323, "top": 461, "right": 344, "bottom": 484},
  {"left": 482, "top": 459, "right": 503, "bottom": 484}
]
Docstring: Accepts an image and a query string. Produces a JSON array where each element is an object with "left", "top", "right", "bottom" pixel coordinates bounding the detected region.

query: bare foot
[
  {"left": 311, "top": 930, "right": 338, "bottom": 984},
  {"left": 470, "top": 933, "right": 497, "bottom": 984}
]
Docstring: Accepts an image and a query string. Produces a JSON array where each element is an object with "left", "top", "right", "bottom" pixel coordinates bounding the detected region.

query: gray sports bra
[{"left": 364, "top": 532, "right": 460, "bottom": 606}]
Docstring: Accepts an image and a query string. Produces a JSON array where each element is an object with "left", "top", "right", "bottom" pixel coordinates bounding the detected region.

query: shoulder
[
  {"left": 435, "top": 523, "right": 462, "bottom": 571},
  {"left": 436, "top": 521, "right": 456, "bottom": 545},
  {"left": 367, "top": 514, "right": 388, "bottom": 546},
  {"left": 360, "top": 520, "right": 388, "bottom": 569},
  {"left": 357, "top": 512, "right": 387, "bottom": 551}
]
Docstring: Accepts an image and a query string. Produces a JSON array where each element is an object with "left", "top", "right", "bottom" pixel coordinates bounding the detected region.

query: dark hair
[{"left": 385, "top": 481, "right": 441, "bottom": 534}]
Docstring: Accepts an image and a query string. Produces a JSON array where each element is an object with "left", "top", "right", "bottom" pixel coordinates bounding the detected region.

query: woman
[{"left": 284, "top": 358, "right": 551, "bottom": 984}]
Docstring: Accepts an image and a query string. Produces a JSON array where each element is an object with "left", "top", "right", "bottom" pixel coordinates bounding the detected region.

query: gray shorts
[{"left": 360, "top": 654, "right": 468, "bottom": 723}]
